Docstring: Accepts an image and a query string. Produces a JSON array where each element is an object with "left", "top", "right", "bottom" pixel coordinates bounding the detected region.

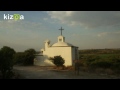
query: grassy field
[
  {"left": 81, "top": 54, "right": 120, "bottom": 59},
  {"left": 99, "top": 54, "right": 120, "bottom": 59},
  {"left": 78, "top": 49, "right": 120, "bottom": 75}
]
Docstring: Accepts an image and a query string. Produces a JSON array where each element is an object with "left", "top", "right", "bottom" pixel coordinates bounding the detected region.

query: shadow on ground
[{"left": 13, "top": 66, "right": 120, "bottom": 79}]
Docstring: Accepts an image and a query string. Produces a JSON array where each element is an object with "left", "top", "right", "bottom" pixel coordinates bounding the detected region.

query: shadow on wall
[{"left": 34, "top": 55, "right": 54, "bottom": 66}]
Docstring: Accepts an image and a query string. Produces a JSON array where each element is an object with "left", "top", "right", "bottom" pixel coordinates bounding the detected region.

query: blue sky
[{"left": 0, "top": 11, "right": 120, "bottom": 52}]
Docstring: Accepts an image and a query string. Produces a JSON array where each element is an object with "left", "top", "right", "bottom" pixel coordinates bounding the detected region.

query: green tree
[
  {"left": 24, "top": 49, "right": 36, "bottom": 55},
  {"left": 0, "top": 46, "right": 16, "bottom": 79},
  {"left": 14, "top": 49, "right": 36, "bottom": 66},
  {"left": 24, "top": 49, "right": 36, "bottom": 65},
  {"left": 49, "top": 55, "right": 65, "bottom": 67},
  {"left": 13, "top": 52, "right": 25, "bottom": 65}
]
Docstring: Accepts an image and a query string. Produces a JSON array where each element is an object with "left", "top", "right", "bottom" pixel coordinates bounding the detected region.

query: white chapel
[{"left": 34, "top": 27, "right": 79, "bottom": 66}]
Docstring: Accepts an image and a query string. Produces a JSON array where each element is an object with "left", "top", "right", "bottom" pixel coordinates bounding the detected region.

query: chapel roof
[{"left": 52, "top": 42, "right": 75, "bottom": 47}]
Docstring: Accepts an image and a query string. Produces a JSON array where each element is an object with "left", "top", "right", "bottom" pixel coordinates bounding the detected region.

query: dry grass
[
  {"left": 95, "top": 68, "right": 105, "bottom": 74},
  {"left": 65, "top": 66, "right": 74, "bottom": 70},
  {"left": 52, "top": 66, "right": 74, "bottom": 71},
  {"left": 52, "top": 66, "right": 64, "bottom": 70},
  {"left": 51, "top": 66, "right": 116, "bottom": 76},
  {"left": 80, "top": 67, "right": 89, "bottom": 72},
  {"left": 105, "top": 69, "right": 114, "bottom": 75},
  {"left": 94, "top": 68, "right": 115, "bottom": 75}
]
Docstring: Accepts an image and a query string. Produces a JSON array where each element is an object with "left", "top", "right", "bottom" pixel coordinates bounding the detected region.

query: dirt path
[{"left": 13, "top": 66, "right": 119, "bottom": 79}]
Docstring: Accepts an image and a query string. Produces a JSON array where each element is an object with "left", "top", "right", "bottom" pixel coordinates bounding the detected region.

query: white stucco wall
[
  {"left": 34, "top": 55, "right": 54, "bottom": 66},
  {"left": 77, "top": 48, "right": 79, "bottom": 60},
  {"left": 43, "top": 47, "right": 72, "bottom": 66},
  {"left": 71, "top": 47, "right": 75, "bottom": 61},
  {"left": 34, "top": 46, "right": 79, "bottom": 66}
]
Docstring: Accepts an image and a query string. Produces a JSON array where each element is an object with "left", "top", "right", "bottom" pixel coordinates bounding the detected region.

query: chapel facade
[{"left": 34, "top": 27, "right": 79, "bottom": 66}]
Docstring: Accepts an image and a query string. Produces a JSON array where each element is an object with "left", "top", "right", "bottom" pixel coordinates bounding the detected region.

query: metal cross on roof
[{"left": 59, "top": 27, "right": 64, "bottom": 35}]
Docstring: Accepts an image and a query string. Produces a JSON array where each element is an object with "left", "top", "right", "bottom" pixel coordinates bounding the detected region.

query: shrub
[
  {"left": 109, "top": 55, "right": 120, "bottom": 70},
  {"left": 49, "top": 55, "right": 65, "bottom": 67},
  {"left": 85, "top": 55, "right": 100, "bottom": 66},
  {"left": 90, "top": 60, "right": 112, "bottom": 68}
]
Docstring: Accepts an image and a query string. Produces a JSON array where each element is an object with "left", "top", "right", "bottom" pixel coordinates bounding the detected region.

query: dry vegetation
[{"left": 75, "top": 49, "right": 120, "bottom": 75}]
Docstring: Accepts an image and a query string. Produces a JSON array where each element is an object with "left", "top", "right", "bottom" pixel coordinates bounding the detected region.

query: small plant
[{"left": 49, "top": 55, "right": 65, "bottom": 67}]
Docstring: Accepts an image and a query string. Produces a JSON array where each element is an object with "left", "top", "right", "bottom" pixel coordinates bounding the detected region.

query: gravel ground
[{"left": 13, "top": 66, "right": 120, "bottom": 79}]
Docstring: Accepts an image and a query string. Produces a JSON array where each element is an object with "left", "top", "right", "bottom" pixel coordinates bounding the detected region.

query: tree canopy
[
  {"left": 14, "top": 48, "right": 36, "bottom": 66},
  {"left": 0, "top": 46, "right": 16, "bottom": 79}
]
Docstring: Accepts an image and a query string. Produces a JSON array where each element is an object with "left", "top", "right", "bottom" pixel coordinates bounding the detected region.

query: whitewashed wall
[
  {"left": 34, "top": 55, "right": 54, "bottom": 66},
  {"left": 43, "top": 47, "right": 72, "bottom": 66},
  {"left": 34, "top": 46, "right": 80, "bottom": 66}
]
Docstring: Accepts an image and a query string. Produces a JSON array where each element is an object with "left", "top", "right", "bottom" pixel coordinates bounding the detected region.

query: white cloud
[
  {"left": 47, "top": 11, "right": 120, "bottom": 29},
  {"left": 0, "top": 20, "right": 48, "bottom": 51},
  {"left": 97, "top": 32, "right": 108, "bottom": 37},
  {"left": 97, "top": 31, "right": 120, "bottom": 37},
  {"left": 47, "top": 11, "right": 73, "bottom": 19},
  {"left": 43, "top": 18, "right": 48, "bottom": 21},
  {"left": 0, "top": 20, "right": 42, "bottom": 31},
  {"left": 72, "top": 33, "right": 80, "bottom": 37}
]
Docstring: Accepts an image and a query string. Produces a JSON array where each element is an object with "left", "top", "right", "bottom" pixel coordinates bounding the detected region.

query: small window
[{"left": 59, "top": 39, "right": 62, "bottom": 41}]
